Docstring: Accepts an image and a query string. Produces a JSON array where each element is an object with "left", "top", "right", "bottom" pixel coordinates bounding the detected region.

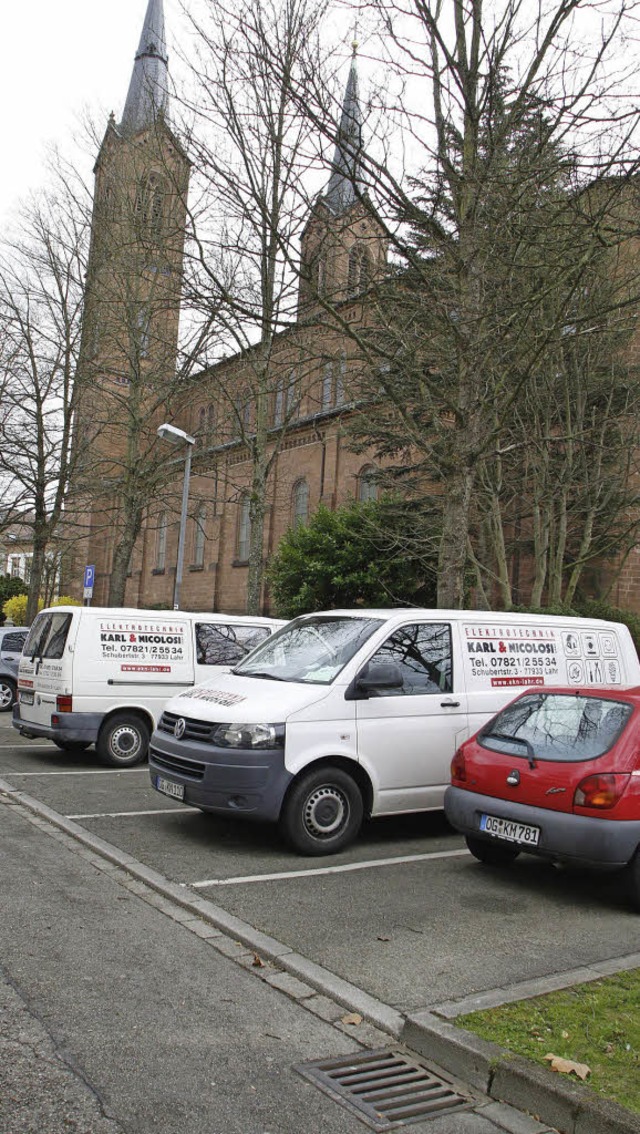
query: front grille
[
  {"left": 295, "top": 1049, "right": 471, "bottom": 1130},
  {"left": 150, "top": 748, "right": 206, "bottom": 780},
  {"left": 159, "top": 711, "right": 220, "bottom": 742}
]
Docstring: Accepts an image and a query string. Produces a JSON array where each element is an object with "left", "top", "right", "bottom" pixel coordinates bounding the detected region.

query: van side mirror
[{"left": 345, "top": 661, "right": 404, "bottom": 700}]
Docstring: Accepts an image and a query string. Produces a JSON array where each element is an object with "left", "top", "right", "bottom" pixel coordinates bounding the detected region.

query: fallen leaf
[
  {"left": 341, "top": 1013, "right": 363, "bottom": 1026},
  {"left": 377, "top": 935, "right": 390, "bottom": 942},
  {"left": 251, "top": 952, "right": 266, "bottom": 968},
  {"left": 544, "top": 1054, "right": 591, "bottom": 1080},
  {"left": 561, "top": 1030, "right": 569, "bottom": 1039}
]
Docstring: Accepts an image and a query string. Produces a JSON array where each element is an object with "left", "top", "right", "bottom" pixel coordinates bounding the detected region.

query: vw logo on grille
[{"left": 174, "top": 718, "right": 186, "bottom": 740}]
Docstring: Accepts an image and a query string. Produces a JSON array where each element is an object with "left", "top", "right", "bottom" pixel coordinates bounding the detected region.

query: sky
[{"left": 0, "top": 0, "right": 184, "bottom": 225}]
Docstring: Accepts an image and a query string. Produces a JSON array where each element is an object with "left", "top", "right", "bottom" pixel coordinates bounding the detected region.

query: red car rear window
[{"left": 479, "top": 693, "right": 632, "bottom": 762}]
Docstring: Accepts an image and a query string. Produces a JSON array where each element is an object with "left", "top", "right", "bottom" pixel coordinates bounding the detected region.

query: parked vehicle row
[
  {"left": 10, "top": 603, "right": 640, "bottom": 906},
  {"left": 147, "top": 607, "right": 640, "bottom": 858}
]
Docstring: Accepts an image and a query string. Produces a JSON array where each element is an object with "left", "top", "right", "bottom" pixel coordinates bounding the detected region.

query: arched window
[
  {"left": 286, "top": 370, "right": 298, "bottom": 418},
  {"left": 321, "top": 359, "right": 334, "bottom": 410},
  {"left": 316, "top": 256, "right": 327, "bottom": 298},
  {"left": 347, "top": 243, "right": 371, "bottom": 298},
  {"left": 134, "top": 173, "right": 165, "bottom": 239},
  {"left": 193, "top": 503, "right": 206, "bottom": 568},
  {"left": 357, "top": 465, "right": 378, "bottom": 503},
  {"left": 292, "top": 479, "right": 309, "bottom": 528},
  {"left": 207, "top": 404, "right": 216, "bottom": 436},
  {"left": 273, "top": 377, "right": 285, "bottom": 426},
  {"left": 136, "top": 306, "right": 150, "bottom": 358},
  {"left": 236, "top": 495, "right": 251, "bottom": 561},
  {"left": 156, "top": 512, "right": 167, "bottom": 571},
  {"left": 196, "top": 406, "right": 207, "bottom": 434}
]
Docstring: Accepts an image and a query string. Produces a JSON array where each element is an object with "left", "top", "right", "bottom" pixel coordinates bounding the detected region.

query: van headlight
[{"left": 212, "top": 723, "right": 285, "bottom": 749}]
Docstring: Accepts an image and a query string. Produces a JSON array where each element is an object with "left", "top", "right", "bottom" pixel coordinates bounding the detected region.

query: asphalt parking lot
[{"left": 2, "top": 714, "right": 638, "bottom": 1018}]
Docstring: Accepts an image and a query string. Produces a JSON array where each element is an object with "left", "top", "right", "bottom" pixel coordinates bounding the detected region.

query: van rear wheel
[
  {"left": 97, "top": 712, "right": 150, "bottom": 767},
  {"left": 279, "top": 766, "right": 363, "bottom": 856},
  {"left": 466, "top": 835, "right": 520, "bottom": 866},
  {"left": 0, "top": 678, "right": 17, "bottom": 712}
]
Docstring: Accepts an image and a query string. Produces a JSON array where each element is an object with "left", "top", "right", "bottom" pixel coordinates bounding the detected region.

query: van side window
[
  {"left": 2, "top": 631, "right": 27, "bottom": 654},
  {"left": 369, "top": 623, "right": 453, "bottom": 695},
  {"left": 195, "top": 623, "right": 270, "bottom": 665},
  {"left": 41, "top": 613, "right": 73, "bottom": 659}
]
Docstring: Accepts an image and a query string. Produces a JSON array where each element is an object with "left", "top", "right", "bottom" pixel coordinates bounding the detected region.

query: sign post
[{"left": 83, "top": 565, "right": 95, "bottom": 607}]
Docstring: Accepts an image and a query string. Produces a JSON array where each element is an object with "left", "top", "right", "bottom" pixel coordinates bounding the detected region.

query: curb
[
  {"left": 402, "top": 1009, "right": 640, "bottom": 1134},
  {"left": 3, "top": 777, "right": 639, "bottom": 1134}
]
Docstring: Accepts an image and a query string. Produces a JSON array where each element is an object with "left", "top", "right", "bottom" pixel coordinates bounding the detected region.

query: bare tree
[
  {"left": 293, "top": 0, "right": 640, "bottom": 607},
  {"left": 175, "top": 0, "right": 327, "bottom": 612},
  {"left": 0, "top": 182, "right": 89, "bottom": 622}
]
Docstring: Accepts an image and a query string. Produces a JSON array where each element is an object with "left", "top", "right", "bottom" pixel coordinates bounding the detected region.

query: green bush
[
  {"left": 2, "top": 595, "right": 41, "bottom": 625},
  {"left": 0, "top": 575, "right": 28, "bottom": 623},
  {"left": 267, "top": 500, "right": 438, "bottom": 618}
]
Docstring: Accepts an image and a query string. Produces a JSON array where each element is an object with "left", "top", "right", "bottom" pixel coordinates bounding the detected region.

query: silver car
[{"left": 0, "top": 627, "right": 28, "bottom": 711}]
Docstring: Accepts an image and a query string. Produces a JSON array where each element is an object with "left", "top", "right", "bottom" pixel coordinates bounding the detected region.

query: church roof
[
  {"left": 323, "top": 56, "right": 365, "bottom": 215},
  {"left": 120, "top": 0, "right": 169, "bottom": 135}
]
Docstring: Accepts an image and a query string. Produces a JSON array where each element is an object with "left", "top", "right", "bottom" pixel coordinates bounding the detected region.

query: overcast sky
[{"left": 0, "top": 0, "right": 185, "bottom": 225}]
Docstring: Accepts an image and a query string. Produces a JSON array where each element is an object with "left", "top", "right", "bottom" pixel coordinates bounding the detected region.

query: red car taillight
[
  {"left": 451, "top": 747, "right": 466, "bottom": 784},
  {"left": 573, "top": 773, "right": 628, "bottom": 810},
  {"left": 56, "top": 694, "right": 73, "bottom": 713}
]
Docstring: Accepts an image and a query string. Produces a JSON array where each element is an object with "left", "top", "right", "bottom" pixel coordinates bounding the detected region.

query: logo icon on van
[{"left": 174, "top": 718, "right": 186, "bottom": 740}]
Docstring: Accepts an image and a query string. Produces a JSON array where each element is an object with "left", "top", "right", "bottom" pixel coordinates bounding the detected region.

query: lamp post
[{"left": 156, "top": 423, "right": 195, "bottom": 611}]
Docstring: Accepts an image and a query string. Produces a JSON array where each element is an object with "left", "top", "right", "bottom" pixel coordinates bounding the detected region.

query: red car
[{"left": 444, "top": 686, "right": 640, "bottom": 909}]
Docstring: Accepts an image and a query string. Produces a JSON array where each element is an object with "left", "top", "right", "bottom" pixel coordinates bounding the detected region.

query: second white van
[
  {"left": 148, "top": 607, "right": 640, "bottom": 853},
  {"left": 13, "top": 607, "right": 285, "bottom": 765}
]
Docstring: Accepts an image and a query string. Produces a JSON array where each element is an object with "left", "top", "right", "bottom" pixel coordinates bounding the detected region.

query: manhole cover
[{"left": 295, "top": 1047, "right": 472, "bottom": 1130}]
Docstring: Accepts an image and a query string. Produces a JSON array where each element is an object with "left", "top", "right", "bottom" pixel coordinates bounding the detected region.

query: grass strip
[{"left": 458, "top": 970, "right": 640, "bottom": 1115}]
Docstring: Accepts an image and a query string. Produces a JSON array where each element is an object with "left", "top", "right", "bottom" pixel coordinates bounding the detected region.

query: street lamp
[{"left": 156, "top": 423, "right": 196, "bottom": 611}]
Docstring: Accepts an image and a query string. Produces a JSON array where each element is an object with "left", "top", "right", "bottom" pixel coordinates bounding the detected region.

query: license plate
[
  {"left": 155, "top": 776, "right": 185, "bottom": 801},
  {"left": 19, "top": 691, "right": 34, "bottom": 705},
  {"left": 480, "top": 813, "right": 540, "bottom": 846}
]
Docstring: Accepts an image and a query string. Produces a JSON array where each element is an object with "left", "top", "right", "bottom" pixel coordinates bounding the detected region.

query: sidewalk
[{"left": 2, "top": 776, "right": 639, "bottom": 1134}]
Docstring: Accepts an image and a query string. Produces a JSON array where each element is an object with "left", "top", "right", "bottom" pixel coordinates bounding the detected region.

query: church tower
[
  {"left": 70, "top": 0, "right": 190, "bottom": 606},
  {"left": 298, "top": 50, "right": 387, "bottom": 315}
]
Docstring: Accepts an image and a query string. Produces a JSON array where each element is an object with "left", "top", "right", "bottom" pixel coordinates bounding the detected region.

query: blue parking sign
[{"left": 83, "top": 565, "right": 95, "bottom": 598}]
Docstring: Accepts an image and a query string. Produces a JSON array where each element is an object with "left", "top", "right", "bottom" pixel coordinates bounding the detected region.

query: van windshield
[
  {"left": 23, "top": 612, "right": 73, "bottom": 661},
  {"left": 232, "top": 616, "right": 383, "bottom": 685}
]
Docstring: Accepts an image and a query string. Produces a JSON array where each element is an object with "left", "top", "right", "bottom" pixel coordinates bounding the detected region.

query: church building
[{"left": 69, "top": 0, "right": 387, "bottom": 614}]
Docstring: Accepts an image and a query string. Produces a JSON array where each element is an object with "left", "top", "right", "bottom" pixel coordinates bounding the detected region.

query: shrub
[
  {"left": 2, "top": 595, "right": 41, "bottom": 626},
  {"left": 267, "top": 500, "right": 438, "bottom": 618}
]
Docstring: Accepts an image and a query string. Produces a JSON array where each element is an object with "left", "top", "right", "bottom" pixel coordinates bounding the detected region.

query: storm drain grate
[{"left": 294, "top": 1047, "right": 472, "bottom": 1130}]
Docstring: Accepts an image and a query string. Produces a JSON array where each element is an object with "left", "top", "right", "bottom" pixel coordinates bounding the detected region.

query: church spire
[
  {"left": 323, "top": 50, "right": 365, "bottom": 215},
  {"left": 120, "top": 0, "right": 169, "bottom": 135}
]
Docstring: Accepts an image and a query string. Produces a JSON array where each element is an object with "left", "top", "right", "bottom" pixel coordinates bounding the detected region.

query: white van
[
  {"left": 148, "top": 607, "right": 640, "bottom": 854},
  {"left": 13, "top": 607, "right": 285, "bottom": 766}
]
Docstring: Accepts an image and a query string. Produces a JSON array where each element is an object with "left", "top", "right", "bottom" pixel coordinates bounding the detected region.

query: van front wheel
[
  {"left": 280, "top": 767, "right": 363, "bottom": 856},
  {"left": 97, "top": 713, "right": 150, "bottom": 767}
]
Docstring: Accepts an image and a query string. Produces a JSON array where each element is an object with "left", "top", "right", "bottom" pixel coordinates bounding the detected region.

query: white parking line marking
[
  {"left": 0, "top": 743, "right": 52, "bottom": 748},
  {"left": 1, "top": 769, "right": 148, "bottom": 776},
  {"left": 191, "top": 849, "right": 470, "bottom": 888},
  {"left": 66, "top": 807, "right": 200, "bottom": 819}
]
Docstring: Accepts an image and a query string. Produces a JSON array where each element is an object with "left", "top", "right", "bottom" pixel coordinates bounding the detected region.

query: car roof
[
  {"left": 298, "top": 608, "right": 629, "bottom": 626},
  {"left": 507, "top": 685, "right": 640, "bottom": 705},
  {"left": 34, "top": 607, "right": 281, "bottom": 624}
]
